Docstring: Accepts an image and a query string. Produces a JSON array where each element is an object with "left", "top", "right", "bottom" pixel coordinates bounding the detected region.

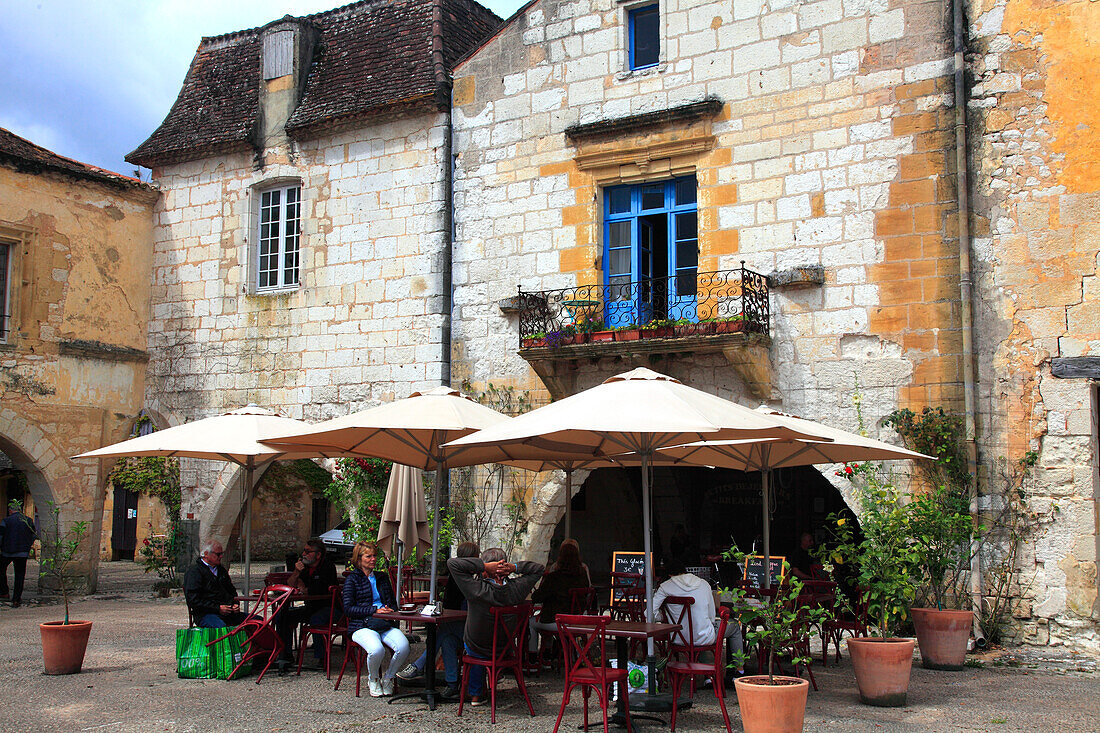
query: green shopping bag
[{"left": 176, "top": 627, "right": 252, "bottom": 680}]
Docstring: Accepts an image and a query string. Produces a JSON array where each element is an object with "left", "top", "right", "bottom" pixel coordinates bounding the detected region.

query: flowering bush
[{"left": 138, "top": 521, "right": 183, "bottom": 593}]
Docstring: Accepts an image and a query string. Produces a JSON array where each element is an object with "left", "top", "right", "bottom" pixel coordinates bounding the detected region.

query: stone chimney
[{"left": 257, "top": 16, "right": 319, "bottom": 162}]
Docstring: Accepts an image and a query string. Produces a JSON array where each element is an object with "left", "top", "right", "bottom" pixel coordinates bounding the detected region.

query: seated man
[
  {"left": 447, "top": 548, "right": 544, "bottom": 705},
  {"left": 654, "top": 558, "right": 744, "bottom": 675},
  {"left": 276, "top": 539, "right": 339, "bottom": 668},
  {"left": 397, "top": 541, "right": 480, "bottom": 699},
  {"left": 183, "top": 540, "right": 245, "bottom": 628}
]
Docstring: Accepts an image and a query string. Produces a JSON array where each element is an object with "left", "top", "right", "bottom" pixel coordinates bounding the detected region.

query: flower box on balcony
[
  {"left": 590, "top": 330, "right": 615, "bottom": 343},
  {"left": 640, "top": 326, "right": 673, "bottom": 339},
  {"left": 614, "top": 328, "right": 641, "bottom": 342},
  {"left": 712, "top": 319, "right": 746, "bottom": 334},
  {"left": 521, "top": 337, "right": 545, "bottom": 348}
]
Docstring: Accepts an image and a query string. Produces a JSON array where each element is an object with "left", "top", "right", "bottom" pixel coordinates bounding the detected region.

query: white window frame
[{"left": 254, "top": 183, "right": 302, "bottom": 293}]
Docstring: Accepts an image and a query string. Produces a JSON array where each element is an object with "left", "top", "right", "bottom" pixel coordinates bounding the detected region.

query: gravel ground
[{"left": 1, "top": 561, "right": 1097, "bottom": 733}]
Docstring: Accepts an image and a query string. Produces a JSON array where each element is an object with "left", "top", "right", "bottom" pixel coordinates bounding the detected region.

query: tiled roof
[
  {"left": 0, "top": 127, "right": 155, "bottom": 193},
  {"left": 128, "top": 0, "right": 500, "bottom": 168}
]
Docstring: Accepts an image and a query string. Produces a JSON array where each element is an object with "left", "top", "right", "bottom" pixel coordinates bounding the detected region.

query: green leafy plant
[
  {"left": 719, "top": 547, "right": 834, "bottom": 683},
  {"left": 906, "top": 484, "right": 973, "bottom": 610},
  {"left": 37, "top": 501, "right": 90, "bottom": 625},
  {"left": 884, "top": 407, "right": 970, "bottom": 491},
  {"left": 107, "top": 456, "right": 182, "bottom": 520},
  {"left": 322, "top": 457, "right": 391, "bottom": 545},
  {"left": 138, "top": 521, "right": 184, "bottom": 594}
]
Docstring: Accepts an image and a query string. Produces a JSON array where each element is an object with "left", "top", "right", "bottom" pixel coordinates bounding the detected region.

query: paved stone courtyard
[{"left": 1, "top": 561, "right": 1097, "bottom": 733}]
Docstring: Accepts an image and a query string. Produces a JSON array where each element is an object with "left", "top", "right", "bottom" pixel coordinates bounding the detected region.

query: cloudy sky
[{"left": 2, "top": 0, "right": 524, "bottom": 177}]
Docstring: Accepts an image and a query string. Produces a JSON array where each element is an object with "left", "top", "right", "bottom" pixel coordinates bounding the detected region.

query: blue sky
[{"left": 2, "top": 0, "right": 525, "bottom": 177}]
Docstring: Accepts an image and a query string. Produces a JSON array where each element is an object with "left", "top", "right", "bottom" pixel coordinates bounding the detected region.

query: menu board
[
  {"left": 610, "top": 551, "right": 648, "bottom": 605},
  {"left": 742, "top": 555, "right": 786, "bottom": 588}
]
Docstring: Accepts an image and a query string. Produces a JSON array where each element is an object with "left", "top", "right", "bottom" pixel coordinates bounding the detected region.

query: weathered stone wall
[
  {"left": 968, "top": 0, "right": 1100, "bottom": 650},
  {"left": 0, "top": 164, "right": 156, "bottom": 590},
  {"left": 145, "top": 111, "right": 451, "bottom": 527},
  {"left": 451, "top": 0, "right": 961, "bottom": 553}
]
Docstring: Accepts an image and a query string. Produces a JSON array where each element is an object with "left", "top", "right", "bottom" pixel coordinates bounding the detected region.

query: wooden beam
[{"left": 1051, "top": 357, "right": 1100, "bottom": 379}]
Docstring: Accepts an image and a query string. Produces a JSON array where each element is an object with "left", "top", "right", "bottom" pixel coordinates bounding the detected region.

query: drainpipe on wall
[
  {"left": 953, "top": 0, "right": 984, "bottom": 646},
  {"left": 432, "top": 0, "right": 453, "bottom": 507}
]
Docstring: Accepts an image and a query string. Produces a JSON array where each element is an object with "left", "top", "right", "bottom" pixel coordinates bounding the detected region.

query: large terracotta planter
[
  {"left": 40, "top": 620, "right": 92, "bottom": 675},
  {"left": 912, "top": 608, "right": 972, "bottom": 670},
  {"left": 846, "top": 637, "right": 915, "bottom": 707},
  {"left": 734, "top": 675, "right": 810, "bottom": 733}
]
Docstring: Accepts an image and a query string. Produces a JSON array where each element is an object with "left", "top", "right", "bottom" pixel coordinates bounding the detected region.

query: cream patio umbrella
[
  {"left": 376, "top": 463, "right": 431, "bottom": 602},
  {"left": 74, "top": 405, "right": 339, "bottom": 593},
  {"left": 443, "top": 367, "right": 831, "bottom": 699},
  {"left": 655, "top": 406, "right": 932, "bottom": 586},
  {"left": 262, "top": 385, "right": 543, "bottom": 603}
]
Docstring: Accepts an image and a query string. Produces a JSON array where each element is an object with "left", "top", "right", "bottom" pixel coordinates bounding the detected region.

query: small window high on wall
[
  {"left": 629, "top": 4, "right": 659, "bottom": 70},
  {"left": 0, "top": 239, "right": 10, "bottom": 341},
  {"left": 256, "top": 184, "right": 301, "bottom": 292}
]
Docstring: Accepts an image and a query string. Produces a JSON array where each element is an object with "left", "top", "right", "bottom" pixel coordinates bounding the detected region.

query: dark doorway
[{"left": 111, "top": 487, "right": 139, "bottom": 560}]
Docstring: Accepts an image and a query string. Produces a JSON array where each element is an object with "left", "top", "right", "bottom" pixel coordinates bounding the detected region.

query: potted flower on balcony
[
  {"left": 822, "top": 462, "right": 920, "bottom": 706},
  {"left": 640, "top": 319, "right": 675, "bottom": 339},
  {"left": 581, "top": 317, "right": 614, "bottom": 342},
  {"left": 720, "top": 548, "right": 832, "bottom": 733},
  {"left": 521, "top": 332, "right": 548, "bottom": 348},
  {"left": 37, "top": 501, "right": 93, "bottom": 675},
  {"left": 711, "top": 314, "right": 747, "bottom": 334},
  {"left": 613, "top": 323, "right": 641, "bottom": 341}
]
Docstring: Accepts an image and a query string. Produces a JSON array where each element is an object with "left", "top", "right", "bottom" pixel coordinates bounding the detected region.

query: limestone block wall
[
  {"left": 145, "top": 112, "right": 451, "bottom": 519},
  {"left": 0, "top": 165, "right": 156, "bottom": 590},
  {"left": 968, "top": 0, "right": 1100, "bottom": 650}
]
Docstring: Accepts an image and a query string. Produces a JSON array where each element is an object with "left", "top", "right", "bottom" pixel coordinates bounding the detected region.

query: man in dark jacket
[
  {"left": 276, "top": 539, "right": 338, "bottom": 667},
  {"left": 447, "top": 548, "right": 544, "bottom": 703},
  {"left": 1, "top": 503, "right": 37, "bottom": 607},
  {"left": 183, "top": 540, "right": 245, "bottom": 628}
]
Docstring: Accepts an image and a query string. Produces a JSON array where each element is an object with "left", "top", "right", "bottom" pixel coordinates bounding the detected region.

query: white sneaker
[
  {"left": 381, "top": 677, "right": 395, "bottom": 696},
  {"left": 367, "top": 676, "right": 383, "bottom": 697}
]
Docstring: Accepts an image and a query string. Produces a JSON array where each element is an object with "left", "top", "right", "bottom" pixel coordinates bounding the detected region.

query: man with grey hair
[
  {"left": 183, "top": 540, "right": 244, "bottom": 628},
  {"left": 447, "top": 547, "right": 543, "bottom": 705}
]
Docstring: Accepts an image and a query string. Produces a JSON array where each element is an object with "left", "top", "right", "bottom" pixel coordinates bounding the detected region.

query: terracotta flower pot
[
  {"left": 713, "top": 319, "right": 746, "bottom": 334},
  {"left": 40, "top": 620, "right": 93, "bottom": 675},
  {"left": 590, "top": 330, "right": 615, "bottom": 342},
  {"left": 614, "top": 329, "right": 641, "bottom": 341},
  {"left": 734, "top": 675, "right": 810, "bottom": 733},
  {"left": 911, "top": 608, "right": 972, "bottom": 670},
  {"left": 847, "top": 637, "right": 915, "bottom": 706}
]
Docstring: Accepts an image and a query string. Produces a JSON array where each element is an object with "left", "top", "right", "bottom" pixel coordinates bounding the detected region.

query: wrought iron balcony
[{"left": 517, "top": 264, "right": 769, "bottom": 348}]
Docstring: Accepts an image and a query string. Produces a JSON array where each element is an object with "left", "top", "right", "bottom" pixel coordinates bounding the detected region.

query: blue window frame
[
  {"left": 603, "top": 176, "right": 698, "bottom": 328},
  {"left": 628, "top": 4, "right": 660, "bottom": 70}
]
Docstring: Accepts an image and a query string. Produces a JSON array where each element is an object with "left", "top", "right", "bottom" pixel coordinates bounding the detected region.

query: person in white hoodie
[{"left": 652, "top": 558, "right": 744, "bottom": 676}]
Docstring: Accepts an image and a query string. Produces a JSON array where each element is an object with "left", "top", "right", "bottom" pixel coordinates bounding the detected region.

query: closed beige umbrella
[
  {"left": 376, "top": 463, "right": 431, "bottom": 599},
  {"left": 75, "top": 405, "right": 338, "bottom": 592}
]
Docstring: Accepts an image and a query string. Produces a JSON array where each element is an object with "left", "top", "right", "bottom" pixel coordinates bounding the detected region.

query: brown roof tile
[
  {"left": 0, "top": 126, "right": 155, "bottom": 194},
  {"left": 128, "top": 0, "right": 500, "bottom": 168}
]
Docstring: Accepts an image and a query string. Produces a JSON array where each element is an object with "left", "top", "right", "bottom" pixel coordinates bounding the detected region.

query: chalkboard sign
[
  {"left": 610, "top": 551, "right": 648, "bottom": 606},
  {"left": 742, "top": 555, "right": 786, "bottom": 588}
]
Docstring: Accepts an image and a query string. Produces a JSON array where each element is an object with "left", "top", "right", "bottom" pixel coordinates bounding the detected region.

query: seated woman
[
  {"left": 343, "top": 540, "right": 411, "bottom": 697},
  {"left": 529, "top": 539, "right": 591, "bottom": 661}
]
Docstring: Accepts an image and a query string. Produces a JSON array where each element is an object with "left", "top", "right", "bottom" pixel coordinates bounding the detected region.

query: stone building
[
  {"left": 125, "top": 0, "right": 503, "bottom": 552},
  {"left": 0, "top": 127, "right": 158, "bottom": 590},
  {"left": 449, "top": 0, "right": 1098, "bottom": 651}
]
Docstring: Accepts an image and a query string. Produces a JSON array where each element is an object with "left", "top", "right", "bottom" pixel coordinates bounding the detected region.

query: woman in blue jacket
[{"left": 343, "top": 540, "right": 410, "bottom": 697}]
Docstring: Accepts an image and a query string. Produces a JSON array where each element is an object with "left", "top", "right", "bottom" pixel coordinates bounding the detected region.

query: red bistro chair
[
  {"left": 536, "top": 585, "right": 600, "bottom": 670},
  {"left": 659, "top": 595, "right": 714, "bottom": 695},
  {"left": 295, "top": 584, "right": 347, "bottom": 678},
  {"left": 552, "top": 614, "right": 631, "bottom": 733},
  {"left": 601, "top": 571, "right": 643, "bottom": 616},
  {"left": 208, "top": 584, "right": 295, "bottom": 683},
  {"left": 667, "top": 607, "right": 734, "bottom": 733},
  {"left": 822, "top": 586, "right": 870, "bottom": 665},
  {"left": 458, "top": 603, "right": 536, "bottom": 724}
]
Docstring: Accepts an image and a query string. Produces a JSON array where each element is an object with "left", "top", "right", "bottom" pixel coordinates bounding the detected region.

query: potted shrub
[
  {"left": 614, "top": 323, "right": 641, "bottom": 341},
  {"left": 720, "top": 549, "right": 831, "bottom": 733},
  {"left": 37, "top": 501, "right": 93, "bottom": 675},
  {"left": 138, "top": 521, "right": 184, "bottom": 598},
  {"left": 905, "top": 484, "right": 974, "bottom": 670},
  {"left": 822, "top": 463, "right": 919, "bottom": 706}
]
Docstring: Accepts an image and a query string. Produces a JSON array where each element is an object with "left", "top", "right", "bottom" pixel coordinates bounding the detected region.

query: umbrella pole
[
  {"left": 641, "top": 452, "right": 658, "bottom": 695},
  {"left": 761, "top": 467, "right": 771, "bottom": 590},
  {"left": 244, "top": 458, "right": 253, "bottom": 595},
  {"left": 395, "top": 539, "right": 404, "bottom": 606},
  {"left": 428, "top": 459, "right": 443, "bottom": 606},
  {"left": 563, "top": 468, "right": 572, "bottom": 539}
]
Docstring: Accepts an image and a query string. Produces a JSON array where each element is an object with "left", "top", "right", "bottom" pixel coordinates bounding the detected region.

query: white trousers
[{"left": 351, "top": 626, "right": 411, "bottom": 680}]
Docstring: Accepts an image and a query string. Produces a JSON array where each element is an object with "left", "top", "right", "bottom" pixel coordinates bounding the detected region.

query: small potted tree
[
  {"left": 906, "top": 484, "right": 974, "bottom": 670},
  {"left": 37, "top": 501, "right": 93, "bottom": 675},
  {"left": 720, "top": 549, "right": 832, "bottom": 733},
  {"left": 823, "top": 462, "right": 920, "bottom": 706}
]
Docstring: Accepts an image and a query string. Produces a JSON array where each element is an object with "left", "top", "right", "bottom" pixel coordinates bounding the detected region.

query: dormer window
[{"left": 629, "top": 4, "right": 660, "bottom": 70}]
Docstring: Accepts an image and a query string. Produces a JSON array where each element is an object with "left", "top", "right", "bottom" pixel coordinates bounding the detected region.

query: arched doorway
[{"left": 550, "top": 465, "right": 852, "bottom": 586}]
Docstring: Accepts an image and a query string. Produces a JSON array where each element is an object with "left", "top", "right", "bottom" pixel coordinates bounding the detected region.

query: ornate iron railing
[{"left": 518, "top": 263, "right": 769, "bottom": 347}]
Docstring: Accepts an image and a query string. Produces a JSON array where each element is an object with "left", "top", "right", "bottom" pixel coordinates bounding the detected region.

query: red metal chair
[
  {"left": 822, "top": 585, "right": 870, "bottom": 665},
  {"left": 601, "top": 571, "right": 643, "bottom": 616},
  {"left": 667, "top": 607, "right": 734, "bottom": 733},
  {"left": 536, "top": 585, "right": 599, "bottom": 670},
  {"left": 659, "top": 594, "right": 711, "bottom": 695},
  {"left": 208, "top": 584, "right": 295, "bottom": 683},
  {"left": 552, "top": 614, "right": 631, "bottom": 733},
  {"left": 295, "top": 584, "right": 347, "bottom": 678},
  {"left": 458, "top": 602, "right": 536, "bottom": 724}
]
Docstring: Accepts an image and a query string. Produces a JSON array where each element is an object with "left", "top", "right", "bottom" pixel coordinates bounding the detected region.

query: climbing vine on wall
[
  {"left": 106, "top": 414, "right": 182, "bottom": 520},
  {"left": 260, "top": 459, "right": 334, "bottom": 502}
]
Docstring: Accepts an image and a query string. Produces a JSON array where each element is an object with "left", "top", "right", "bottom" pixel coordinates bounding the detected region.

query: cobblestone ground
[{"left": 1, "top": 561, "right": 1097, "bottom": 733}]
